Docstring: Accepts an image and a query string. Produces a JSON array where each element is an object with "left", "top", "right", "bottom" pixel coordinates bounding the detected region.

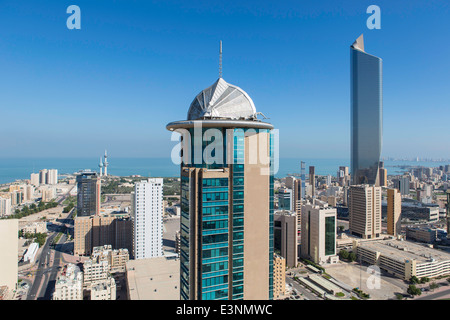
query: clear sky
[{"left": 0, "top": 0, "right": 449, "bottom": 159}]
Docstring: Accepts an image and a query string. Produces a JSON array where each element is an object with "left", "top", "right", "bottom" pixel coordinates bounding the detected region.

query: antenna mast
[{"left": 219, "top": 40, "right": 223, "bottom": 78}]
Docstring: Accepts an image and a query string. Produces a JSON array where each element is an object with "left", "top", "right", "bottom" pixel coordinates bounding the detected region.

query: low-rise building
[
  {"left": 53, "top": 264, "right": 83, "bottom": 300},
  {"left": 406, "top": 227, "right": 438, "bottom": 244},
  {"left": 354, "top": 239, "right": 450, "bottom": 280},
  {"left": 90, "top": 277, "right": 116, "bottom": 300}
]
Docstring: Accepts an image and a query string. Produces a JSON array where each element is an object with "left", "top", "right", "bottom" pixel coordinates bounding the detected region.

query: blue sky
[{"left": 0, "top": 0, "right": 449, "bottom": 159}]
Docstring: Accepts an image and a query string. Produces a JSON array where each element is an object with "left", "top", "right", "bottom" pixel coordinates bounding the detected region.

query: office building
[
  {"left": 394, "top": 176, "right": 410, "bottom": 196},
  {"left": 387, "top": 188, "right": 401, "bottom": 237},
  {"left": 300, "top": 204, "right": 338, "bottom": 265},
  {"left": 132, "top": 178, "right": 164, "bottom": 260},
  {"left": 273, "top": 254, "right": 286, "bottom": 300},
  {"left": 52, "top": 264, "right": 83, "bottom": 300},
  {"left": 350, "top": 34, "right": 383, "bottom": 186},
  {"left": 76, "top": 171, "right": 101, "bottom": 217},
  {"left": 0, "top": 220, "right": 18, "bottom": 292},
  {"left": 274, "top": 211, "right": 298, "bottom": 268},
  {"left": 166, "top": 76, "right": 275, "bottom": 300},
  {"left": 277, "top": 187, "right": 292, "bottom": 211},
  {"left": 349, "top": 185, "right": 382, "bottom": 239}
]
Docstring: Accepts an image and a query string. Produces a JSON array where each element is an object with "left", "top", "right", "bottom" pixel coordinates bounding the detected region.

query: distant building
[
  {"left": 277, "top": 187, "right": 292, "bottom": 211},
  {"left": 74, "top": 215, "right": 132, "bottom": 256},
  {"left": 76, "top": 171, "right": 101, "bottom": 217},
  {"left": 355, "top": 239, "right": 450, "bottom": 280},
  {"left": 394, "top": 176, "right": 410, "bottom": 196},
  {"left": 406, "top": 227, "right": 438, "bottom": 244},
  {"left": 309, "top": 166, "right": 316, "bottom": 197},
  {"left": 132, "top": 178, "right": 164, "bottom": 260},
  {"left": 30, "top": 173, "right": 40, "bottom": 187},
  {"left": 301, "top": 204, "right": 338, "bottom": 265},
  {"left": 39, "top": 169, "right": 48, "bottom": 185},
  {"left": 52, "top": 264, "right": 83, "bottom": 300},
  {"left": 274, "top": 211, "right": 298, "bottom": 268},
  {"left": 273, "top": 254, "right": 286, "bottom": 300},
  {"left": 349, "top": 185, "right": 381, "bottom": 239},
  {"left": 47, "top": 169, "right": 58, "bottom": 185},
  {"left": 0, "top": 220, "right": 18, "bottom": 291},
  {"left": 379, "top": 167, "right": 388, "bottom": 187},
  {"left": 0, "top": 197, "right": 11, "bottom": 217},
  {"left": 387, "top": 189, "right": 401, "bottom": 237}
]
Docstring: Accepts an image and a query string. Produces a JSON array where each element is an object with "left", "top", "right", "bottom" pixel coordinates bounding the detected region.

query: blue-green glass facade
[
  {"left": 350, "top": 45, "right": 382, "bottom": 185},
  {"left": 179, "top": 126, "right": 274, "bottom": 300}
]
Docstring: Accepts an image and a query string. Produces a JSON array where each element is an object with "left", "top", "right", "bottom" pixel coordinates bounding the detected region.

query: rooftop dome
[{"left": 187, "top": 78, "right": 257, "bottom": 121}]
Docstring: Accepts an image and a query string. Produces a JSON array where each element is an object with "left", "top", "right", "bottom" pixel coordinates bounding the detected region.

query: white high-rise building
[
  {"left": 0, "top": 197, "right": 12, "bottom": 217},
  {"left": 30, "top": 173, "right": 40, "bottom": 187},
  {"left": 47, "top": 169, "right": 58, "bottom": 185},
  {"left": 133, "top": 178, "right": 164, "bottom": 259}
]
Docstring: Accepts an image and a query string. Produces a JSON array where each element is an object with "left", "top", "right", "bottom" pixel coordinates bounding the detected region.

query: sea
[{"left": 0, "top": 157, "right": 449, "bottom": 185}]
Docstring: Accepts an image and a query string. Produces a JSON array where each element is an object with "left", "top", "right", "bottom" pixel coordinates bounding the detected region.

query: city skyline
[{"left": 1, "top": 0, "right": 449, "bottom": 159}]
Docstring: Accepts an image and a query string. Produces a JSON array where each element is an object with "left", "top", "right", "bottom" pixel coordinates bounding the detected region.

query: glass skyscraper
[
  {"left": 350, "top": 34, "right": 383, "bottom": 186},
  {"left": 76, "top": 171, "right": 100, "bottom": 217},
  {"left": 167, "top": 77, "right": 275, "bottom": 300}
]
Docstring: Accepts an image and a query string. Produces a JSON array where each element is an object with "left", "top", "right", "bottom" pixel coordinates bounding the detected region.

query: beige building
[
  {"left": 0, "top": 220, "right": 18, "bottom": 291},
  {"left": 30, "top": 173, "right": 40, "bottom": 187},
  {"left": 285, "top": 176, "right": 302, "bottom": 231},
  {"left": 52, "top": 264, "right": 83, "bottom": 300},
  {"left": 301, "top": 204, "right": 338, "bottom": 265},
  {"left": 387, "top": 188, "right": 401, "bottom": 237},
  {"left": 355, "top": 239, "right": 450, "bottom": 280},
  {"left": 90, "top": 276, "right": 116, "bottom": 300},
  {"left": 74, "top": 215, "right": 132, "bottom": 256},
  {"left": 274, "top": 211, "right": 298, "bottom": 268},
  {"left": 273, "top": 254, "right": 286, "bottom": 299},
  {"left": 349, "top": 185, "right": 381, "bottom": 239},
  {"left": 20, "top": 221, "right": 48, "bottom": 234},
  {"left": 126, "top": 256, "right": 180, "bottom": 300}
]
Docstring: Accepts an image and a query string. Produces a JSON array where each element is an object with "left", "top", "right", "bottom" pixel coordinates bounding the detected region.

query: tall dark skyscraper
[
  {"left": 350, "top": 34, "right": 383, "bottom": 186},
  {"left": 76, "top": 171, "right": 101, "bottom": 217},
  {"left": 167, "top": 77, "right": 275, "bottom": 300}
]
